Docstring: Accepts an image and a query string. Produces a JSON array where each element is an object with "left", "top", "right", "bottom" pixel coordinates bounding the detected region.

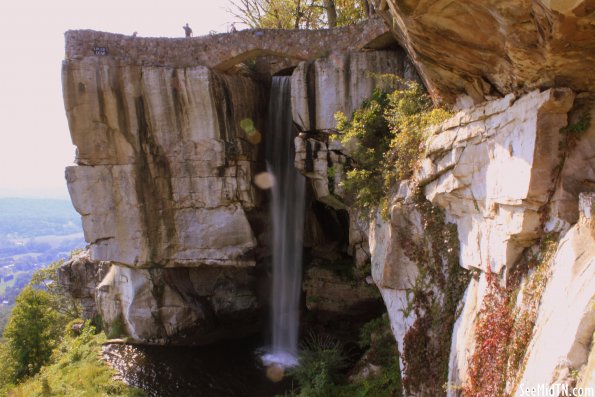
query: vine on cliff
[
  {"left": 463, "top": 270, "right": 513, "bottom": 397},
  {"left": 399, "top": 190, "right": 470, "bottom": 395},
  {"left": 462, "top": 234, "right": 558, "bottom": 397}
]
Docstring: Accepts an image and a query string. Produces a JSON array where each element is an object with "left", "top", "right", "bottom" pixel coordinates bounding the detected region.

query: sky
[{"left": 0, "top": 0, "right": 236, "bottom": 199}]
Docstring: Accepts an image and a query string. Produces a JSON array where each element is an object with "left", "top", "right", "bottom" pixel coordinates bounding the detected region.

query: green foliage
[
  {"left": 357, "top": 314, "right": 398, "bottom": 372},
  {"left": 334, "top": 90, "right": 390, "bottom": 214},
  {"left": 0, "top": 306, "right": 12, "bottom": 336},
  {"left": 334, "top": 0, "right": 370, "bottom": 27},
  {"left": 5, "top": 322, "right": 145, "bottom": 397},
  {"left": 289, "top": 332, "right": 348, "bottom": 397},
  {"left": 286, "top": 316, "right": 402, "bottom": 397},
  {"left": 385, "top": 81, "right": 451, "bottom": 181},
  {"left": 331, "top": 314, "right": 401, "bottom": 397},
  {"left": 2, "top": 287, "right": 64, "bottom": 381},
  {"left": 0, "top": 341, "right": 18, "bottom": 391},
  {"left": 398, "top": 192, "right": 470, "bottom": 395},
  {"left": 29, "top": 259, "right": 81, "bottom": 319},
  {"left": 333, "top": 77, "right": 451, "bottom": 216},
  {"left": 358, "top": 315, "right": 390, "bottom": 350},
  {"left": 312, "top": 257, "right": 366, "bottom": 282},
  {"left": 0, "top": 253, "right": 88, "bottom": 390},
  {"left": 331, "top": 365, "right": 401, "bottom": 397},
  {"left": 106, "top": 316, "right": 127, "bottom": 340},
  {"left": 228, "top": 0, "right": 369, "bottom": 30},
  {"left": 559, "top": 109, "right": 592, "bottom": 153},
  {"left": 562, "top": 110, "right": 591, "bottom": 135}
]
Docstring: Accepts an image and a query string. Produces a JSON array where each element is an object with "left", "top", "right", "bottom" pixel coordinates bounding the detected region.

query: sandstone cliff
[
  {"left": 62, "top": 56, "right": 266, "bottom": 342},
  {"left": 60, "top": 20, "right": 395, "bottom": 343},
  {"left": 60, "top": 4, "right": 594, "bottom": 395},
  {"left": 375, "top": 0, "right": 595, "bottom": 104}
]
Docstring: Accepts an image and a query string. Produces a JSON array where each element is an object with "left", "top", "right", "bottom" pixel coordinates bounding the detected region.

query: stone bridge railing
[{"left": 64, "top": 17, "right": 391, "bottom": 70}]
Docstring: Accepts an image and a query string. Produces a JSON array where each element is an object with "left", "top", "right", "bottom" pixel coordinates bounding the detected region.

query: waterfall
[{"left": 262, "top": 76, "right": 306, "bottom": 367}]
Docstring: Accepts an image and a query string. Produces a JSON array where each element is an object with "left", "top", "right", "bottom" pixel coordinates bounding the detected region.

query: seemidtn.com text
[{"left": 519, "top": 384, "right": 594, "bottom": 396}]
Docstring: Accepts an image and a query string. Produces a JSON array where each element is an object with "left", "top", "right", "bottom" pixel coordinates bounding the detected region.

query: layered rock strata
[
  {"left": 61, "top": 8, "right": 595, "bottom": 393},
  {"left": 368, "top": 90, "right": 595, "bottom": 395},
  {"left": 62, "top": 23, "right": 405, "bottom": 343},
  {"left": 374, "top": 0, "right": 595, "bottom": 103},
  {"left": 420, "top": 88, "right": 575, "bottom": 274},
  {"left": 62, "top": 51, "right": 266, "bottom": 342},
  {"left": 57, "top": 251, "right": 110, "bottom": 321}
]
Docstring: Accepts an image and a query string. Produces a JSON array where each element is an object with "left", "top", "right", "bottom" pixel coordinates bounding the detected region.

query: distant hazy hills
[
  {"left": 0, "top": 197, "right": 83, "bottom": 237},
  {"left": 0, "top": 197, "right": 86, "bottom": 305}
]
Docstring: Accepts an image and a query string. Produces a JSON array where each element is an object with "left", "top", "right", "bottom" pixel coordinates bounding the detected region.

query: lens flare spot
[
  {"left": 265, "top": 363, "right": 285, "bottom": 383},
  {"left": 246, "top": 130, "right": 262, "bottom": 144},
  {"left": 240, "top": 118, "right": 255, "bottom": 133},
  {"left": 254, "top": 172, "right": 275, "bottom": 189}
]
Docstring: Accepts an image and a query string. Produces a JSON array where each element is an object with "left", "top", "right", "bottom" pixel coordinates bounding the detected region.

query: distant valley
[{"left": 0, "top": 197, "right": 85, "bottom": 306}]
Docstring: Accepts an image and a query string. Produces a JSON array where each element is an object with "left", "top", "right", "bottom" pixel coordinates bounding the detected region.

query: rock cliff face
[
  {"left": 63, "top": 60, "right": 263, "bottom": 268},
  {"left": 62, "top": 56, "right": 266, "bottom": 343},
  {"left": 61, "top": 6, "right": 594, "bottom": 394},
  {"left": 298, "top": 85, "right": 594, "bottom": 394},
  {"left": 287, "top": 14, "right": 594, "bottom": 394},
  {"left": 374, "top": 0, "right": 595, "bottom": 104},
  {"left": 61, "top": 22, "right": 397, "bottom": 343},
  {"left": 394, "top": 98, "right": 593, "bottom": 395}
]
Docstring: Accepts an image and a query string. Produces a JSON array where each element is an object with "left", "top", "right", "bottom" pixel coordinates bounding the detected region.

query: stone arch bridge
[{"left": 65, "top": 17, "right": 392, "bottom": 70}]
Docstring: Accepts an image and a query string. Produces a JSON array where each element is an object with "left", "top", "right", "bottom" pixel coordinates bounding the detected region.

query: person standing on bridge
[{"left": 183, "top": 23, "right": 193, "bottom": 37}]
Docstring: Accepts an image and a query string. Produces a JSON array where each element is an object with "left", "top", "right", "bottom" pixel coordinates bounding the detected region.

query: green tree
[
  {"left": 3, "top": 286, "right": 63, "bottom": 381},
  {"left": 29, "top": 258, "right": 81, "bottom": 319},
  {"left": 228, "top": 0, "right": 371, "bottom": 30}
]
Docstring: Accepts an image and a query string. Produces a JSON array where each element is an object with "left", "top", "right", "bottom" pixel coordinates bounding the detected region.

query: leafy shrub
[
  {"left": 358, "top": 315, "right": 390, "bottom": 350},
  {"left": 384, "top": 79, "right": 451, "bottom": 181},
  {"left": 285, "top": 315, "right": 402, "bottom": 397},
  {"left": 0, "top": 252, "right": 142, "bottom": 396},
  {"left": 29, "top": 258, "right": 82, "bottom": 320},
  {"left": 0, "top": 255, "right": 85, "bottom": 386},
  {"left": 336, "top": 314, "right": 402, "bottom": 397},
  {"left": 333, "top": 76, "right": 451, "bottom": 216},
  {"left": 5, "top": 322, "right": 145, "bottom": 397},
  {"left": 334, "top": 90, "right": 390, "bottom": 214},
  {"left": 289, "top": 332, "right": 348, "bottom": 397},
  {"left": 2, "top": 286, "right": 63, "bottom": 381},
  {"left": 106, "top": 316, "right": 127, "bottom": 340}
]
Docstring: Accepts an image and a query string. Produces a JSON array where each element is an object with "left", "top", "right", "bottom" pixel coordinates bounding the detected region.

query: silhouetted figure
[
  {"left": 183, "top": 23, "right": 193, "bottom": 38},
  {"left": 230, "top": 23, "right": 237, "bottom": 33}
]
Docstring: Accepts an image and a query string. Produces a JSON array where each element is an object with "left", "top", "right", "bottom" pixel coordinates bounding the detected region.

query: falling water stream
[{"left": 262, "top": 76, "right": 306, "bottom": 367}]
